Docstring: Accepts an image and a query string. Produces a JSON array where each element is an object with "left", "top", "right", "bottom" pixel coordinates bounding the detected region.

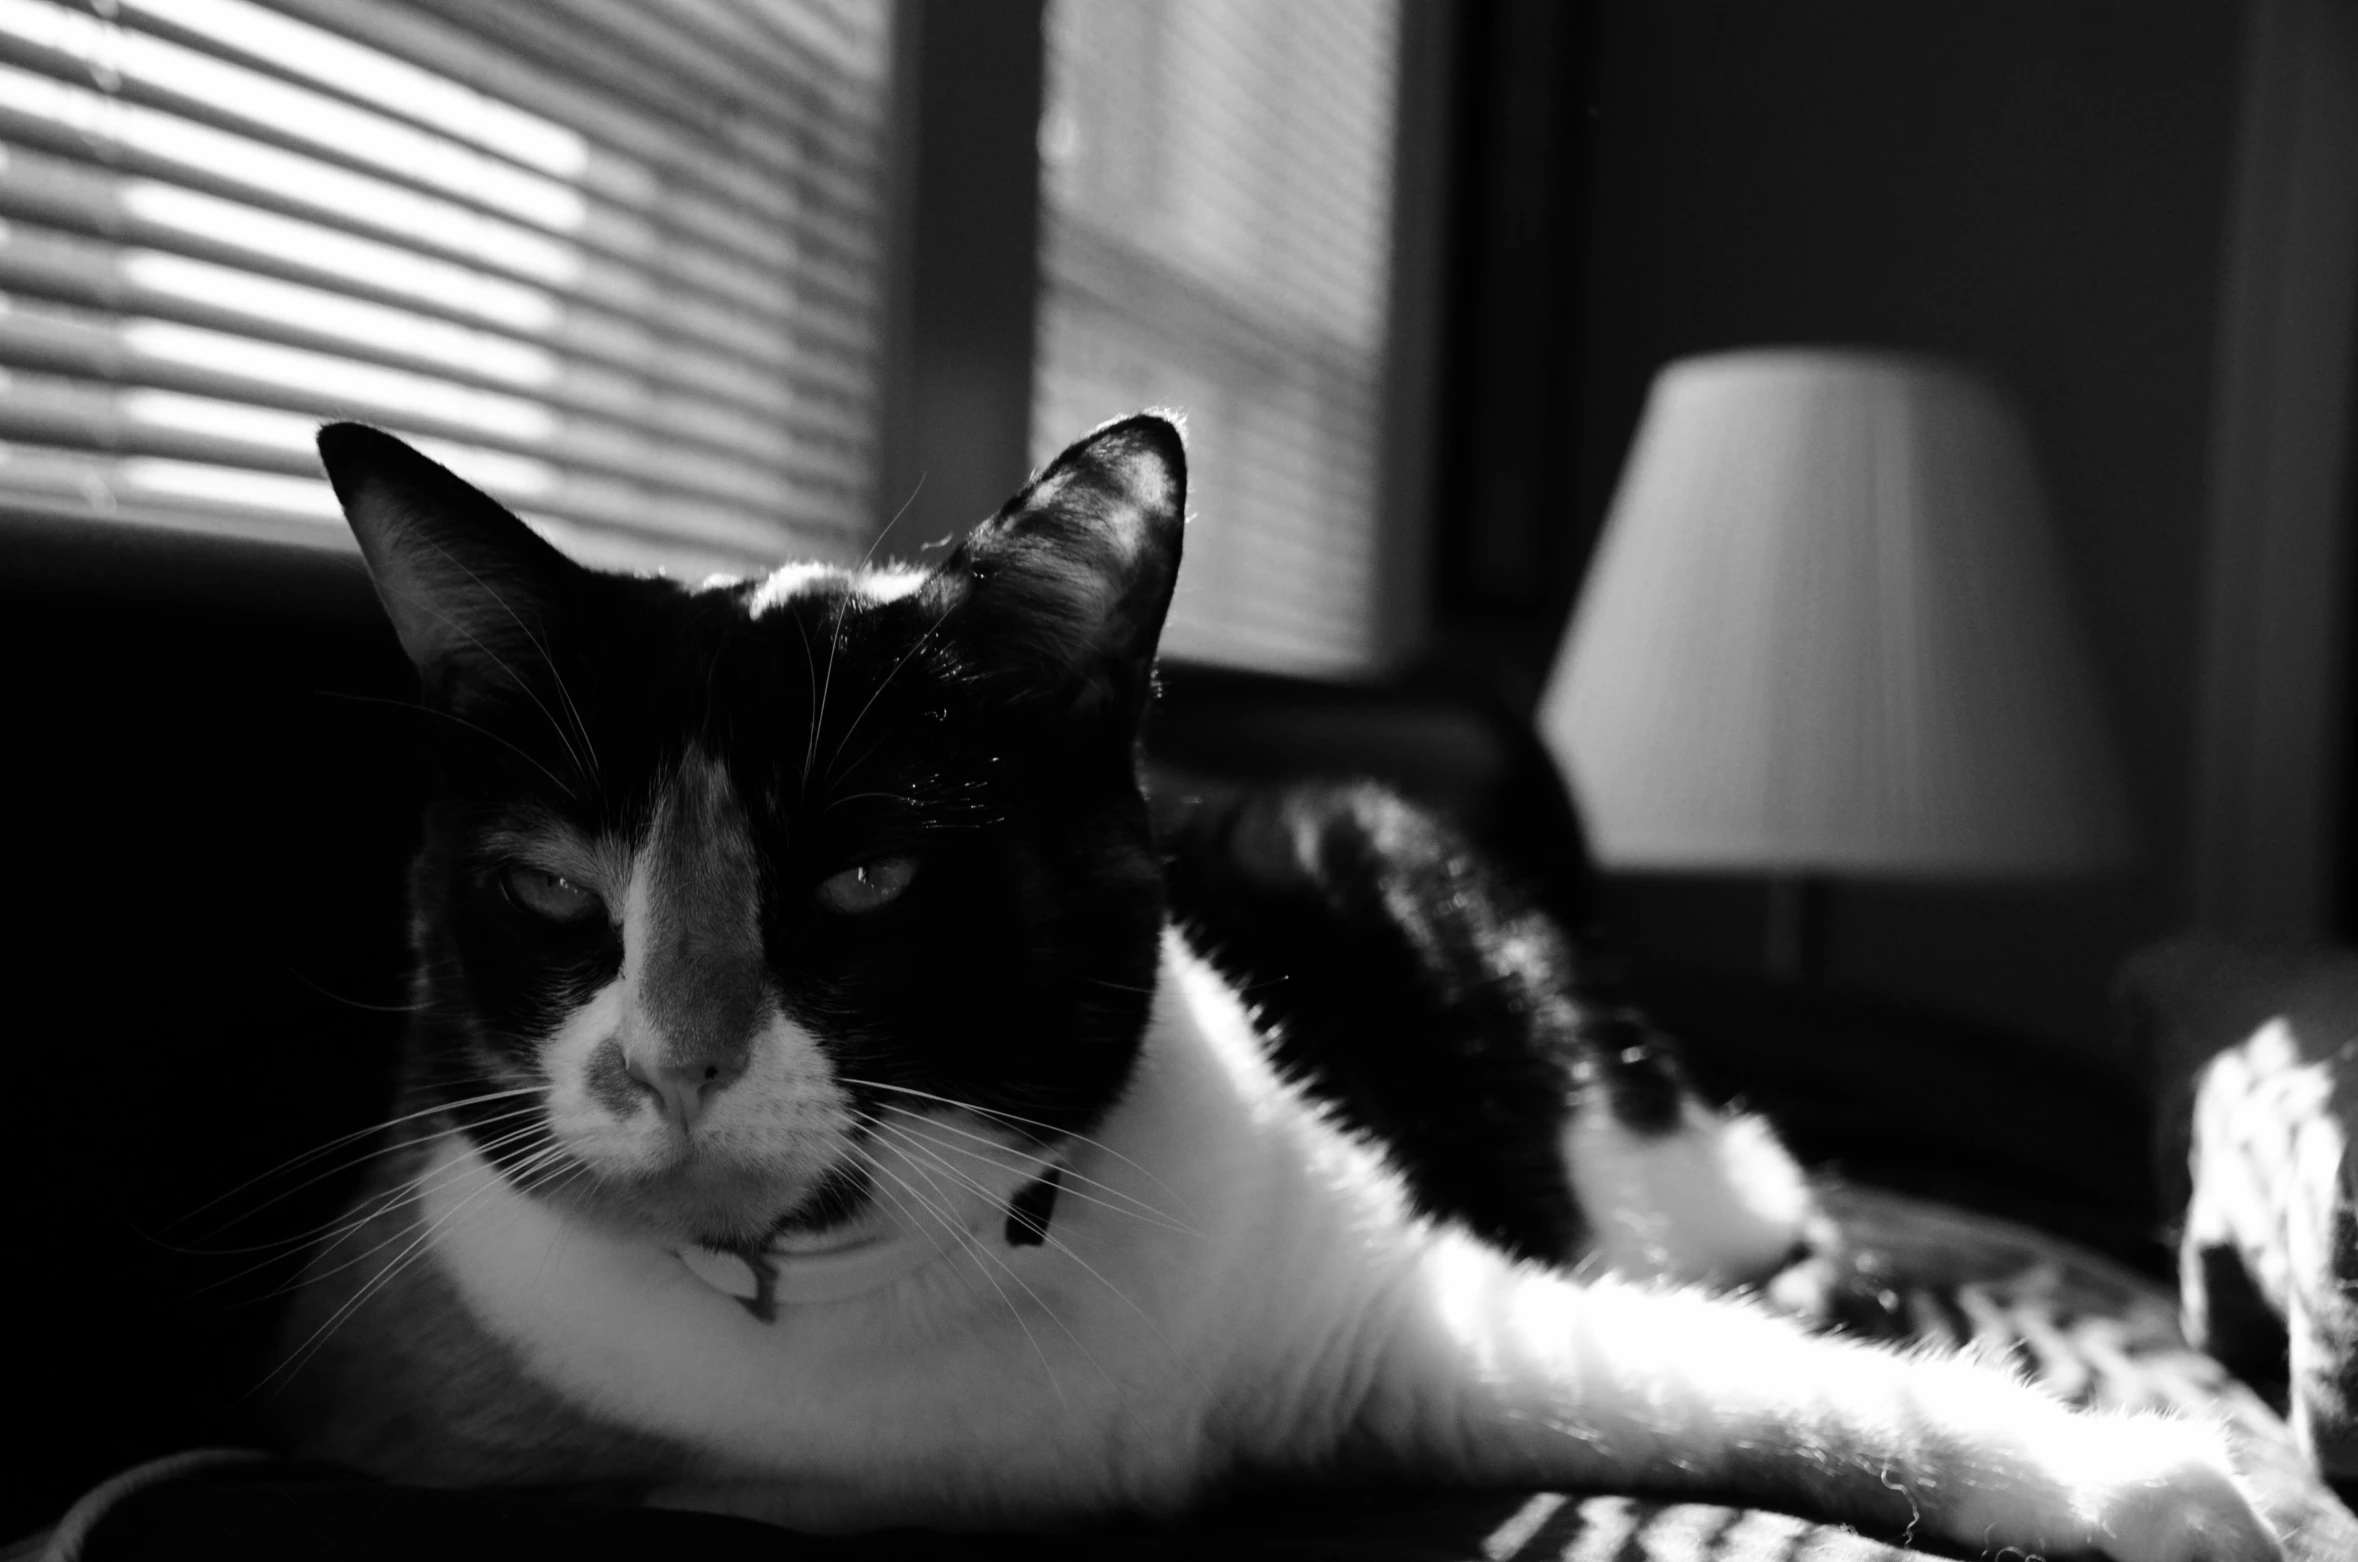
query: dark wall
[
  {"left": 1430, "top": 0, "right": 1595, "bottom": 694},
  {"left": 1, "top": 530, "right": 420, "bottom": 1536},
  {"left": 1561, "top": 1, "right": 2246, "bottom": 1051}
]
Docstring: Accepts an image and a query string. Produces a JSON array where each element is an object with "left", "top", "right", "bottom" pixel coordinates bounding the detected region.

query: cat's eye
[
  {"left": 506, "top": 865, "right": 603, "bottom": 923},
  {"left": 816, "top": 856, "right": 918, "bottom": 915}
]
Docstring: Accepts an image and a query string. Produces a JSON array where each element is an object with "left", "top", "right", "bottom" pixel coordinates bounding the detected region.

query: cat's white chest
[
  {"left": 414, "top": 936, "right": 1389, "bottom": 1526},
  {"left": 421, "top": 1139, "right": 1195, "bottom": 1521}
]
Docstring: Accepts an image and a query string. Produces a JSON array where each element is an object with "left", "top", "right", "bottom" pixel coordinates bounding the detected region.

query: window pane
[
  {"left": 1033, "top": 0, "right": 1401, "bottom": 673},
  {"left": 0, "top": 0, "right": 896, "bottom": 576}
]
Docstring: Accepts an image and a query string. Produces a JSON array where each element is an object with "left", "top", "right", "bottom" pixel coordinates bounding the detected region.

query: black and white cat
[{"left": 283, "top": 415, "right": 2278, "bottom": 1561}]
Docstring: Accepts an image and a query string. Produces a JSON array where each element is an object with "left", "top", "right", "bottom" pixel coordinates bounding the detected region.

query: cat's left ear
[
  {"left": 317, "top": 422, "right": 587, "bottom": 698},
  {"left": 944, "top": 412, "right": 1186, "bottom": 717}
]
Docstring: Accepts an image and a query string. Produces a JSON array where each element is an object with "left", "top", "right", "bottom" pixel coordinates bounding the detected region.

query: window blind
[
  {"left": 1032, "top": 0, "right": 1401, "bottom": 675},
  {"left": 0, "top": 0, "right": 894, "bottom": 578}
]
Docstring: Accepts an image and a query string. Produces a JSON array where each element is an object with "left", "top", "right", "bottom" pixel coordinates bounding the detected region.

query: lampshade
[{"left": 1538, "top": 349, "right": 2132, "bottom": 878}]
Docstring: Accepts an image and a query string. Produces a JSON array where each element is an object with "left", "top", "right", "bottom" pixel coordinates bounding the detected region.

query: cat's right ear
[
  {"left": 317, "top": 423, "right": 583, "bottom": 692},
  {"left": 941, "top": 413, "right": 1186, "bottom": 719}
]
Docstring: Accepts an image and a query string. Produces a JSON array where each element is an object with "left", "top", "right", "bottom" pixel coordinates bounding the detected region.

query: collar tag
[
  {"left": 1004, "top": 1166, "right": 1064, "bottom": 1247},
  {"left": 676, "top": 1243, "right": 780, "bottom": 1322}
]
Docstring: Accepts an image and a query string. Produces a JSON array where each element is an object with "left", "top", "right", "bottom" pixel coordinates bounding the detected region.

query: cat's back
[{"left": 1154, "top": 779, "right": 1682, "bottom": 1260}]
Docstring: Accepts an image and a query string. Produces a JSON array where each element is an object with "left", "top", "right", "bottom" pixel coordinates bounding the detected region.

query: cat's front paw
[
  {"left": 1948, "top": 1415, "right": 2282, "bottom": 1562},
  {"left": 2081, "top": 1446, "right": 2281, "bottom": 1562}
]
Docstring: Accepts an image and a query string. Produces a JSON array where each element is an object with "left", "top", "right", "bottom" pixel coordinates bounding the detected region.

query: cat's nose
[{"left": 624, "top": 1050, "right": 746, "bottom": 1133}]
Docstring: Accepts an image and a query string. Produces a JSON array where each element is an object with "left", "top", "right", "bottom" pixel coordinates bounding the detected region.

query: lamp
[{"left": 1536, "top": 349, "right": 2132, "bottom": 981}]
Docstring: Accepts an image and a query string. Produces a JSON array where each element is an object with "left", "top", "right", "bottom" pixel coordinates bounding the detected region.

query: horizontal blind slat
[
  {"left": 399, "top": 0, "right": 887, "bottom": 185},
  {"left": 0, "top": 259, "right": 877, "bottom": 484},
  {"left": 0, "top": 386, "right": 864, "bottom": 561},
  {"left": 0, "top": 123, "right": 886, "bottom": 419},
  {"left": 0, "top": 293, "right": 872, "bottom": 525},
  {"left": 266, "top": 0, "right": 886, "bottom": 240},
  {"left": 108, "top": 6, "right": 899, "bottom": 310},
  {"left": 0, "top": 159, "right": 881, "bottom": 464},
  {"left": 0, "top": 30, "right": 890, "bottom": 340},
  {"left": 0, "top": 250, "right": 876, "bottom": 484},
  {"left": 533, "top": 0, "right": 887, "bottom": 145},
  {"left": 0, "top": 0, "right": 892, "bottom": 570},
  {"left": 0, "top": 449, "right": 852, "bottom": 578}
]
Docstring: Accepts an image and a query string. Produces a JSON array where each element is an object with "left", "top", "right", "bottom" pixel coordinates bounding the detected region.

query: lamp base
[{"left": 1764, "top": 874, "right": 1830, "bottom": 987}]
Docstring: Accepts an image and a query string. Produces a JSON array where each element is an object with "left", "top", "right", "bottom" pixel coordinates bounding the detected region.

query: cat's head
[{"left": 320, "top": 416, "right": 1184, "bottom": 1250}]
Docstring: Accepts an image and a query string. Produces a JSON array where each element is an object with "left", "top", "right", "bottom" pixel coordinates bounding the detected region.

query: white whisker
[
  {"left": 373, "top": 565, "right": 593, "bottom": 792},
  {"left": 194, "top": 1103, "right": 551, "bottom": 1254},
  {"left": 262, "top": 1142, "right": 562, "bottom": 1404},
  {"left": 866, "top": 1105, "right": 1197, "bottom": 1236},
  {"left": 177, "top": 1085, "right": 548, "bottom": 1233},
  {"left": 838, "top": 1077, "right": 1194, "bottom": 1220},
  {"left": 169, "top": 1104, "right": 551, "bottom": 1272},
  {"left": 876, "top": 1122, "right": 1198, "bottom": 1393},
  {"left": 405, "top": 535, "right": 600, "bottom": 786},
  {"left": 876, "top": 1154, "right": 1087, "bottom": 1404},
  {"left": 275, "top": 1125, "right": 560, "bottom": 1297}
]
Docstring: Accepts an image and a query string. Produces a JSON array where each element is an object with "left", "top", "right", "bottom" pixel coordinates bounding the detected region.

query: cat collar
[{"left": 677, "top": 1166, "right": 1065, "bottom": 1322}]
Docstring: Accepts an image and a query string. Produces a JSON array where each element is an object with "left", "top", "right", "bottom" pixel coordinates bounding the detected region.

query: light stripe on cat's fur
[{"left": 398, "top": 928, "right": 2266, "bottom": 1557}]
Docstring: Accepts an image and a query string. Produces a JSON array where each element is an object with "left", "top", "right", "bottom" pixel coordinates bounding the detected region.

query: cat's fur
[{"left": 282, "top": 416, "right": 2279, "bottom": 1560}]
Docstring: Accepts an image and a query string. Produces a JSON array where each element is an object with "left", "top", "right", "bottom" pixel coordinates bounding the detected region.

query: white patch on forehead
[
  {"left": 750, "top": 561, "right": 843, "bottom": 616},
  {"left": 857, "top": 566, "right": 929, "bottom": 604}
]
